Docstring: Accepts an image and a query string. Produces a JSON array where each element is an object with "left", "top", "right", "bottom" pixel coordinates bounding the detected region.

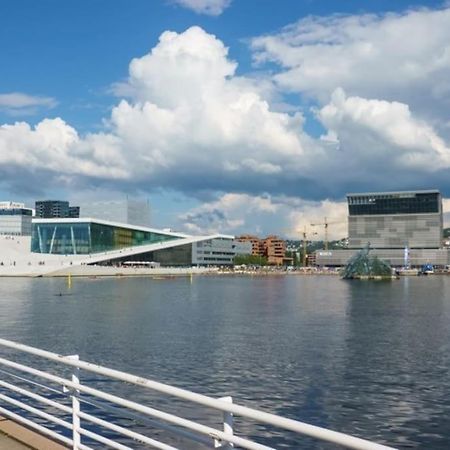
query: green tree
[{"left": 234, "top": 254, "right": 268, "bottom": 266}]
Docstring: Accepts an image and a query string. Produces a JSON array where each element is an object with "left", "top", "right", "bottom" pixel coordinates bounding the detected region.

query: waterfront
[{"left": 1, "top": 275, "right": 450, "bottom": 448}]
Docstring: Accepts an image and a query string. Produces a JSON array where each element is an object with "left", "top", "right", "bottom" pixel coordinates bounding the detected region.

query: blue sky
[{"left": 1, "top": 0, "right": 449, "bottom": 237}]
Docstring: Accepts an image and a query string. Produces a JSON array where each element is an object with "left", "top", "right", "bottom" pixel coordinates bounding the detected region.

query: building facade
[
  {"left": 31, "top": 218, "right": 239, "bottom": 267},
  {"left": 315, "top": 190, "right": 447, "bottom": 267},
  {"left": 35, "top": 200, "right": 80, "bottom": 219},
  {"left": 192, "top": 237, "right": 236, "bottom": 266},
  {"left": 347, "top": 190, "right": 442, "bottom": 249},
  {"left": 262, "top": 235, "right": 286, "bottom": 265},
  {"left": 0, "top": 202, "right": 33, "bottom": 236},
  {"left": 236, "top": 235, "right": 263, "bottom": 256},
  {"left": 31, "top": 219, "right": 179, "bottom": 255},
  {"left": 236, "top": 234, "right": 288, "bottom": 265}
]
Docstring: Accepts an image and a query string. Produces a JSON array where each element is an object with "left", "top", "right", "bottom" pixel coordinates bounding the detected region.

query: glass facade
[
  {"left": 31, "top": 221, "right": 179, "bottom": 254},
  {"left": 0, "top": 208, "right": 32, "bottom": 216},
  {"left": 35, "top": 200, "right": 80, "bottom": 218},
  {"left": 348, "top": 192, "right": 440, "bottom": 216}
]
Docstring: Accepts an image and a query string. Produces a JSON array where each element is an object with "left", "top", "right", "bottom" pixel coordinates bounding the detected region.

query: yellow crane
[
  {"left": 284, "top": 227, "right": 317, "bottom": 266},
  {"left": 300, "top": 226, "right": 317, "bottom": 266},
  {"left": 310, "top": 217, "right": 343, "bottom": 251}
]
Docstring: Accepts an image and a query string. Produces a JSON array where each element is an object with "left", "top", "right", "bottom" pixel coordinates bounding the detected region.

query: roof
[
  {"left": 346, "top": 189, "right": 440, "bottom": 197},
  {"left": 31, "top": 217, "right": 234, "bottom": 240},
  {"left": 32, "top": 217, "right": 189, "bottom": 238}
]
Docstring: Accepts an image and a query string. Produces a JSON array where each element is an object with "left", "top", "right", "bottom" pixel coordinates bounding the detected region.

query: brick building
[{"left": 236, "top": 234, "right": 289, "bottom": 265}]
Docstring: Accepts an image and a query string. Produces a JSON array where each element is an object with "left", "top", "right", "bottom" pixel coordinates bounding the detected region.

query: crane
[
  {"left": 310, "top": 217, "right": 343, "bottom": 251},
  {"left": 284, "top": 226, "right": 317, "bottom": 266},
  {"left": 300, "top": 226, "right": 317, "bottom": 266}
]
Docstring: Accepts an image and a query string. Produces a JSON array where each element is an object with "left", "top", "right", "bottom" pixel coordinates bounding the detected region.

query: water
[{"left": 1, "top": 275, "right": 450, "bottom": 449}]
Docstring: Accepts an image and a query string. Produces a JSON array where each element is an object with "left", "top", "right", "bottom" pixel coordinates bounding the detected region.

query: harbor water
[{"left": 1, "top": 275, "right": 450, "bottom": 449}]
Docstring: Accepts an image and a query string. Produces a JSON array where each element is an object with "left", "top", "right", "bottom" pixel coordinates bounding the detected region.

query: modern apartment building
[
  {"left": 236, "top": 234, "right": 287, "bottom": 265},
  {"left": 262, "top": 235, "right": 286, "bottom": 265},
  {"left": 35, "top": 200, "right": 80, "bottom": 219},
  {"left": 236, "top": 235, "right": 263, "bottom": 256}
]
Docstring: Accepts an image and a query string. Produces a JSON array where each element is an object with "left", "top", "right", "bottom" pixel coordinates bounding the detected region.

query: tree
[{"left": 234, "top": 254, "right": 268, "bottom": 266}]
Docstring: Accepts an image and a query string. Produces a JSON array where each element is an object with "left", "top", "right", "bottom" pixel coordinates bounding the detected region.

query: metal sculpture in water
[{"left": 341, "top": 243, "right": 392, "bottom": 279}]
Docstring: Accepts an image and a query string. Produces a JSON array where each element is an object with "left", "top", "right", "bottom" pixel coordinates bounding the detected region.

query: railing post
[
  {"left": 215, "top": 396, "right": 233, "bottom": 449},
  {"left": 66, "top": 354, "right": 81, "bottom": 450}
]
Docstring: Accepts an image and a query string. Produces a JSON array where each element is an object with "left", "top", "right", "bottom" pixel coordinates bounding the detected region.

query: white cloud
[
  {"left": 1, "top": 25, "right": 450, "bottom": 206},
  {"left": 318, "top": 88, "right": 450, "bottom": 172},
  {"left": 0, "top": 118, "right": 126, "bottom": 180},
  {"left": 180, "top": 192, "right": 277, "bottom": 234},
  {"left": 285, "top": 198, "right": 348, "bottom": 241},
  {"left": 251, "top": 7, "right": 450, "bottom": 127},
  {"left": 170, "top": 0, "right": 231, "bottom": 16},
  {"left": 107, "top": 26, "right": 308, "bottom": 188},
  {"left": 178, "top": 192, "right": 348, "bottom": 239},
  {"left": 0, "top": 92, "right": 57, "bottom": 116}
]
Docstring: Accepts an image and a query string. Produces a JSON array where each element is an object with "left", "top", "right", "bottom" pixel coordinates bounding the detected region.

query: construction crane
[
  {"left": 300, "top": 226, "right": 317, "bottom": 266},
  {"left": 310, "top": 217, "right": 343, "bottom": 251},
  {"left": 284, "top": 226, "right": 317, "bottom": 266}
]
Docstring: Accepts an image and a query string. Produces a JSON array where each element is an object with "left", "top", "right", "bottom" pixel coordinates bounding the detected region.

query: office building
[
  {"left": 347, "top": 190, "right": 442, "bottom": 249},
  {"left": 35, "top": 200, "right": 80, "bottom": 219},
  {"left": 315, "top": 189, "right": 447, "bottom": 267},
  {"left": 78, "top": 199, "right": 151, "bottom": 228},
  {"left": 0, "top": 202, "right": 33, "bottom": 235}
]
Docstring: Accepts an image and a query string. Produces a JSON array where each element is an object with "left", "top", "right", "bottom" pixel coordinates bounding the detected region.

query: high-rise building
[
  {"left": 315, "top": 189, "right": 447, "bottom": 267},
  {"left": 347, "top": 190, "right": 442, "bottom": 249},
  {"left": 35, "top": 200, "right": 80, "bottom": 219},
  {"left": 69, "top": 206, "right": 80, "bottom": 218},
  {"left": 78, "top": 199, "right": 151, "bottom": 228},
  {"left": 0, "top": 202, "right": 33, "bottom": 235}
]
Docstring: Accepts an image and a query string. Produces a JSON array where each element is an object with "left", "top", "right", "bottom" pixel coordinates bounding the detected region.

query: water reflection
[{"left": 1, "top": 276, "right": 450, "bottom": 448}]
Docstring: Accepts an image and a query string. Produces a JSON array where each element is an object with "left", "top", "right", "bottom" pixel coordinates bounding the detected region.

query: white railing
[{"left": 0, "top": 338, "right": 396, "bottom": 450}]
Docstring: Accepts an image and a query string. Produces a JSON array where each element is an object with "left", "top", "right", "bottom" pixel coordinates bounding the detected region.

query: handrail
[{"left": 0, "top": 338, "right": 397, "bottom": 450}]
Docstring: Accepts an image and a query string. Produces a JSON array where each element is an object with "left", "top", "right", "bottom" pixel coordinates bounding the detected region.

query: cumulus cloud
[
  {"left": 251, "top": 6, "right": 450, "bottom": 128},
  {"left": 1, "top": 24, "right": 450, "bottom": 208},
  {"left": 180, "top": 192, "right": 276, "bottom": 234},
  {"left": 0, "top": 92, "right": 57, "bottom": 116},
  {"left": 107, "top": 26, "right": 311, "bottom": 193},
  {"left": 170, "top": 0, "right": 231, "bottom": 16},
  {"left": 0, "top": 118, "right": 127, "bottom": 185},
  {"left": 178, "top": 192, "right": 348, "bottom": 239},
  {"left": 318, "top": 88, "right": 450, "bottom": 171}
]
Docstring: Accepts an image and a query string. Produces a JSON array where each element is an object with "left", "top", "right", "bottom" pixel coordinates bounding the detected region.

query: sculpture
[{"left": 341, "top": 243, "right": 392, "bottom": 279}]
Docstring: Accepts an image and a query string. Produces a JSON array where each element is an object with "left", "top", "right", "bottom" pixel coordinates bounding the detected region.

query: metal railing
[{"left": 0, "top": 338, "right": 396, "bottom": 450}]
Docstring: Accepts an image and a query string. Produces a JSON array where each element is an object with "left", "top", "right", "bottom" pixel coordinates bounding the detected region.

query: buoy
[{"left": 67, "top": 273, "right": 72, "bottom": 289}]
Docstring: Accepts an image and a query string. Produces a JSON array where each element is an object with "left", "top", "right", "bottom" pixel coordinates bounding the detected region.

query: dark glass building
[
  {"left": 35, "top": 200, "right": 80, "bottom": 219},
  {"left": 0, "top": 206, "right": 33, "bottom": 235},
  {"left": 347, "top": 190, "right": 442, "bottom": 249}
]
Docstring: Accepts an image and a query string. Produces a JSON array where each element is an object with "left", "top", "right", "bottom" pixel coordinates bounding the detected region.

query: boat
[
  {"left": 396, "top": 268, "right": 419, "bottom": 276},
  {"left": 420, "top": 263, "right": 434, "bottom": 275}
]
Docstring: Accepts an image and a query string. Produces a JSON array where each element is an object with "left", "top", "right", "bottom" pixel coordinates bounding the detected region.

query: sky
[{"left": 1, "top": 0, "right": 450, "bottom": 240}]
